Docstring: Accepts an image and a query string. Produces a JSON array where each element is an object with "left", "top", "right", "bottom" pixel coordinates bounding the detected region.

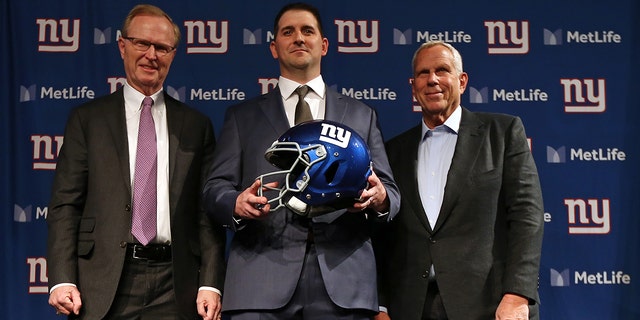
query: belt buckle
[{"left": 131, "top": 244, "right": 145, "bottom": 260}]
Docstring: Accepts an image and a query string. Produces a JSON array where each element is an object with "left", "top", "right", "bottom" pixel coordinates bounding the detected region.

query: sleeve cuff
[{"left": 198, "top": 286, "right": 222, "bottom": 296}]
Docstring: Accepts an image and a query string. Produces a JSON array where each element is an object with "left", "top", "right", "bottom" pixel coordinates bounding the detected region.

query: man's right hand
[
  {"left": 234, "top": 179, "right": 278, "bottom": 220},
  {"left": 49, "top": 285, "right": 82, "bottom": 316}
]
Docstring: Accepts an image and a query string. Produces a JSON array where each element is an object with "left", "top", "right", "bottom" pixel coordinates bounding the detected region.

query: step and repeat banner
[{"left": 2, "top": 0, "right": 639, "bottom": 318}]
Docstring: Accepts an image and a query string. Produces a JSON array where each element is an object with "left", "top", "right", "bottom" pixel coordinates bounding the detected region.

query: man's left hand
[
  {"left": 352, "top": 170, "right": 389, "bottom": 213},
  {"left": 197, "top": 290, "right": 222, "bottom": 320},
  {"left": 496, "top": 293, "right": 529, "bottom": 320}
]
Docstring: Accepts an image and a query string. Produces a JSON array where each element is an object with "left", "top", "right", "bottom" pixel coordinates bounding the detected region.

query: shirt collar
[
  {"left": 421, "top": 105, "right": 462, "bottom": 140},
  {"left": 123, "top": 82, "right": 164, "bottom": 111},
  {"left": 278, "top": 75, "right": 325, "bottom": 99}
]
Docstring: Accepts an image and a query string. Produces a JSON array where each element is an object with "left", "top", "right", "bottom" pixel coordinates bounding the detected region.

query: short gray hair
[{"left": 411, "top": 41, "right": 464, "bottom": 74}]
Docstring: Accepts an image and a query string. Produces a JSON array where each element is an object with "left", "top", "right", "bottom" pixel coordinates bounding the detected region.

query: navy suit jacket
[
  {"left": 203, "top": 86, "right": 399, "bottom": 312},
  {"left": 377, "top": 107, "right": 544, "bottom": 320},
  {"left": 47, "top": 88, "right": 226, "bottom": 319}
]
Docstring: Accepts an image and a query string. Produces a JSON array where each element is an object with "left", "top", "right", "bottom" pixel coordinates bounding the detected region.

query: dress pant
[
  {"left": 228, "top": 242, "right": 375, "bottom": 320},
  {"left": 104, "top": 257, "right": 177, "bottom": 320},
  {"left": 422, "top": 280, "right": 448, "bottom": 320}
]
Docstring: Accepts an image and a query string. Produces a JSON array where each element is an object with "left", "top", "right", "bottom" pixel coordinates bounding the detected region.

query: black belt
[{"left": 126, "top": 243, "right": 172, "bottom": 262}]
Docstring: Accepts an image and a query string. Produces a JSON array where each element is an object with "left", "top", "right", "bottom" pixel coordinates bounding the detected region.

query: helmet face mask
[{"left": 257, "top": 120, "right": 372, "bottom": 217}]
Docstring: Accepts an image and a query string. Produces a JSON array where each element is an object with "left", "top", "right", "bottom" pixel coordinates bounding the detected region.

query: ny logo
[
  {"left": 26, "top": 257, "right": 48, "bottom": 294},
  {"left": 32, "top": 135, "right": 64, "bottom": 170},
  {"left": 565, "top": 198, "right": 611, "bottom": 234},
  {"left": 484, "top": 20, "right": 529, "bottom": 54},
  {"left": 107, "top": 77, "right": 127, "bottom": 94},
  {"left": 36, "top": 18, "right": 80, "bottom": 52},
  {"left": 258, "top": 78, "right": 279, "bottom": 95},
  {"left": 184, "top": 20, "right": 228, "bottom": 54},
  {"left": 319, "top": 123, "right": 351, "bottom": 148},
  {"left": 560, "top": 78, "right": 606, "bottom": 113},
  {"left": 334, "top": 20, "right": 379, "bottom": 53}
]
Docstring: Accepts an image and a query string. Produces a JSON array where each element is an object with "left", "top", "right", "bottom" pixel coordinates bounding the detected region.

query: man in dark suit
[
  {"left": 374, "top": 41, "right": 544, "bottom": 320},
  {"left": 47, "top": 4, "right": 225, "bottom": 319},
  {"left": 202, "top": 2, "right": 399, "bottom": 319}
]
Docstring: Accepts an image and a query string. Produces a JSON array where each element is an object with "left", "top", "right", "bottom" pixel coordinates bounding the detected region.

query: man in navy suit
[
  {"left": 374, "top": 41, "right": 544, "bottom": 320},
  {"left": 202, "top": 2, "right": 399, "bottom": 319},
  {"left": 47, "top": 5, "right": 225, "bottom": 319}
]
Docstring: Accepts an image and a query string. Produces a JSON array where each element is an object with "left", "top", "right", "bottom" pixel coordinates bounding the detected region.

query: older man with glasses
[{"left": 46, "top": 4, "right": 226, "bottom": 319}]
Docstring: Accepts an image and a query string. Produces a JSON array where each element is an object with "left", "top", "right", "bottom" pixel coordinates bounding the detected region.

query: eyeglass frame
[{"left": 121, "top": 36, "right": 176, "bottom": 56}]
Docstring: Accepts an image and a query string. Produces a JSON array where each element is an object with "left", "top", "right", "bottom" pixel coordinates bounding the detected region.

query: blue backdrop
[{"left": 2, "top": 0, "right": 639, "bottom": 318}]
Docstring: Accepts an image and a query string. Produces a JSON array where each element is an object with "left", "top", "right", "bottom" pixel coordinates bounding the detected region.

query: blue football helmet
[{"left": 257, "top": 120, "right": 372, "bottom": 217}]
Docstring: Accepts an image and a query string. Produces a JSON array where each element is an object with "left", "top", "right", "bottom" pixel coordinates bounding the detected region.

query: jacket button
[
  {"left": 422, "top": 272, "right": 428, "bottom": 278},
  {"left": 119, "top": 241, "right": 127, "bottom": 248},
  {"left": 429, "top": 237, "right": 436, "bottom": 243},
  {"left": 125, "top": 204, "right": 131, "bottom": 211}
]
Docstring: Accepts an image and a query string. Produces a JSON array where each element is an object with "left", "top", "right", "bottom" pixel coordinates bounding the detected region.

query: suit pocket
[
  {"left": 77, "top": 240, "right": 95, "bottom": 258},
  {"left": 79, "top": 217, "right": 95, "bottom": 232},
  {"left": 78, "top": 218, "right": 95, "bottom": 258}
]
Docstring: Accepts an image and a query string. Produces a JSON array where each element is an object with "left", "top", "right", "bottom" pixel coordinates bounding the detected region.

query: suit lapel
[
  {"left": 401, "top": 126, "right": 434, "bottom": 233},
  {"left": 165, "top": 93, "right": 184, "bottom": 218},
  {"left": 260, "top": 87, "right": 293, "bottom": 135},
  {"left": 324, "top": 88, "right": 347, "bottom": 123},
  {"left": 105, "top": 89, "right": 133, "bottom": 197},
  {"left": 433, "top": 107, "right": 485, "bottom": 232}
]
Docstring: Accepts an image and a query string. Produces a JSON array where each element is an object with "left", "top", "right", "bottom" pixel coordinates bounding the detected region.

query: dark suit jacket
[
  {"left": 203, "top": 86, "right": 400, "bottom": 312},
  {"left": 378, "top": 107, "right": 544, "bottom": 320},
  {"left": 47, "top": 88, "right": 226, "bottom": 319}
]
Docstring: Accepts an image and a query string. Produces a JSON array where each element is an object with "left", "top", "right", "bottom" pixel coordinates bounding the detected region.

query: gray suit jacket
[
  {"left": 203, "top": 86, "right": 399, "bottom": 312},
  {"left": 47, "top": 88, "right": 226, "bottom": 319},
  {"left": 377, "top": 107, "right": 544, "bottom": 320}
]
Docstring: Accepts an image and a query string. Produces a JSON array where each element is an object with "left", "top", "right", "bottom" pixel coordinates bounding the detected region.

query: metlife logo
[
  {"left": 468, "top": 86, "right": 549, "bottom": 104},
  {"left": 392, "top": 28, "right": 472, "bottom": 45},
  {"left": 550, "top": 268, "right": 631, "bottom": 287},
  {"left": 547, "top": 146, "right": 627, "bottom": 163},
  {"left": 13, "top": 204, "right": 48, "bottom": 222},
  {"left": 20, "top": 84, "right": 96, "bottom": 102},
  {"left": 543, "top": 28, "right": 622, "bottom": 45}
]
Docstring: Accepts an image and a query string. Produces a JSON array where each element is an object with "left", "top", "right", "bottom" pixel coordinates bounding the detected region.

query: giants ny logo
[
  {"left": 334, "top": 19, "right": 379, "bottom": 53},
  {"left": 107, "top": 77, "right": 127, "bottom": 94},
  {"left": 560, "top": 78, "right": 606, "bottom": 113},
  {"left": 258, "top": 78, "right": 279, "bottom": 94},
  {"left": 565, "top": 198, "right": 610, "bottom": 234},
  {"left": 484, "top": 20, "right": 529, "bottom": 54},
  {"left": 36, "top": 18, "right": 80, "bottom": 52},
  {"left": 319, "top": 123, "right": 351, "bottom": 149},
  {"left": 27, "top": 257, "right": 48, "bottom": 294},
  {"left": 32, "top": 135, "right": 63, "bottom": 170},
  {"left": 184, "top": 20, "right": 228, "bottom": 54}
]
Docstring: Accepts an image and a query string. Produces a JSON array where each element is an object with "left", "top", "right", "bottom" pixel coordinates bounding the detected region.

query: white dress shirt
[{"left": 417, "top": 106, "right": 461, "bottom": 229}]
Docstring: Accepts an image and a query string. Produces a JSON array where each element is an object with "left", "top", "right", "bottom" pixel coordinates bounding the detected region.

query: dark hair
[{"left": 273, "top": 2, "right": 323, "bottom": 38}]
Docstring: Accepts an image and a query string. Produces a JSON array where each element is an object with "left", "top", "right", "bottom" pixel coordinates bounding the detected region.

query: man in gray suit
[
  {"left": 374, "top": 41, "right": 544, "bottom": 320},
  {"left": 202, "top": 2, "right": 399, "bottom": 319},
  {"left": 47, "top": 4, "right": 225, "bottom": 319}
]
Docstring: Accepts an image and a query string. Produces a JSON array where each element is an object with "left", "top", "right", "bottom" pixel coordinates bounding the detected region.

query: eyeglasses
[{"left": 121, "top": 37, "right": 176, "bottom": 56}]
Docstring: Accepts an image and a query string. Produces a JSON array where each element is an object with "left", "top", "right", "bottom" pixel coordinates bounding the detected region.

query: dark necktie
[
  {"left": 294, "top": 85, "right": 313, "bottom": 125},
  {"left": 131, "top": 96, "right": 157, "bottom": 245}
]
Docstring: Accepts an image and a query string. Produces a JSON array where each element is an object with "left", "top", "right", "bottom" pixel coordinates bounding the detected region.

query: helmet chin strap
[
  {"left": 286, "top": 196, "right": 308, "bottom": 215},
  {"left": 286, "top": 196, "right": 340, "bottom": 218}
]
